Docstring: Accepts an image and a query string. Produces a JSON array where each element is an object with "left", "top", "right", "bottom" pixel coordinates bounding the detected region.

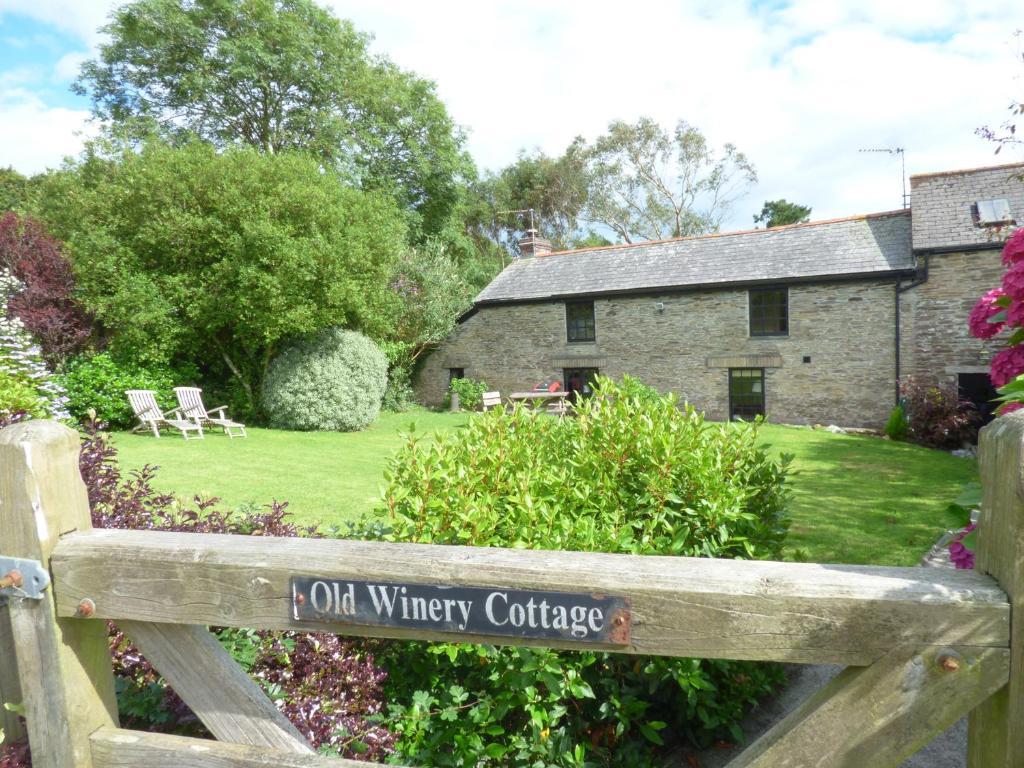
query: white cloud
[
  {"left": 327, "top": 1, "right": 1024, "bottom": 228},
  {"left": 0, "top": 0, "right": 117, "bottom": 45},
  {"left": 0, "top": 0, "right": 1022, "bottom": 230},
  {"left": 0, "top": 91, "right": 94, "bottom": 173},
  {"left": 53, "top": 50, "right": 88, "bottom": 82}
]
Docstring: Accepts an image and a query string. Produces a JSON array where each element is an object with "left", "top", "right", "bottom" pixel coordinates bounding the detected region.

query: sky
[{"left": 0, "top": 0, "right": 1022, "bottom": 232}]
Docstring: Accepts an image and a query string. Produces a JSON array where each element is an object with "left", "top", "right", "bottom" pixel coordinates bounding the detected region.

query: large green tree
[
  {"left": 582, "top": 117, "right": 757, "bottom": 243},
  {"left": 0, "top": 167, "right": 29, "bottom": 213},
  {"left": 33, "top": 141, "right": 407, "bottom": 409},
  {"left": 75, "top": 0, "right": 474, "bottom": 240},
  {"left": 470, "top": 143, "right": 590, "bottom": 253},
  {"left": 753, "top": 199, "right": 812, "bottom": 228}
]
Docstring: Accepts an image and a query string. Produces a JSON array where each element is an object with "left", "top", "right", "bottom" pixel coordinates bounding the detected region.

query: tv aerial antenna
[
  {"left": 858, "top": 147, "right": 908, "bottom": 208},
  {"left": 495, "top": 208, "right": 537, "bottom": 263}
]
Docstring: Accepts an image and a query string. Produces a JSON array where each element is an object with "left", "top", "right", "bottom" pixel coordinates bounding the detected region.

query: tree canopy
[
  {"left": 75, "top": 0, "right": 475, "bottom": 240},
  {"left": 32, "top": 141, "right": 407, "bottom": 408},
  {"left": 581, "top": 117, "right": 757, "bottom": 243},
  {"left": 753, "top": 199, "right": 812, "bottom": 228},
  {"left": 469, "top": 143, "right": 589, "bottom": 253}
]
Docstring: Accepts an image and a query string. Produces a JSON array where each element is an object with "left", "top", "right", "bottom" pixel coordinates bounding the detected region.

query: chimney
[{"left": 517, "top": 228, "right": 552, "bottom": 259}]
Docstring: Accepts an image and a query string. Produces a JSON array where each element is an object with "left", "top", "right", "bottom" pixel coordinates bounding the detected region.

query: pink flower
[
  {"left": 998, "top": 402, "right": 1024, "bottom": 415},
  {"left": 1002, "top": 227, "right": 1024, "bottom": 266},
  {"left": 1004, "top": 261, "right": 1024, "bottom": 299},
  {"left": 969, "top": 287, "right": 1006, "bottom": 338},
  {"left": 1009, "top": 300, "right": 1024, "bottom": 328},
  {"left": 990, "top": 345, "right": 1024, "bottom": 387}
]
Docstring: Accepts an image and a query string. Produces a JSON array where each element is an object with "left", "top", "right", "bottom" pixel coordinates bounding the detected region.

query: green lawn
[
  {"left": 112, "top": 415, "right": 978, "bottom": 567},
  {"left": 112, "top": 410, "right": 471, "bottom": 529}
]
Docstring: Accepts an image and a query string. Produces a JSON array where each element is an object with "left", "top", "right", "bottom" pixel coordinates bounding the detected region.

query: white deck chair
[
  {"left": 125, "top": 390, "right": 204, "bottom": 440},
  {"left": 174, "top": 387, "right": 247, "bottom": 438}
]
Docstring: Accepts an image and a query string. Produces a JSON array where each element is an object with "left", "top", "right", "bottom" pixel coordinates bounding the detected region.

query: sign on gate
[{"left": 291, "top": 577, "right": 632, "bottom": 645}]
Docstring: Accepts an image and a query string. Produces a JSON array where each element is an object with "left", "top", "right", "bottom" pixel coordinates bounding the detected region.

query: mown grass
[{"left": 112, "top": 414, "right": 977, "bottom": 566}]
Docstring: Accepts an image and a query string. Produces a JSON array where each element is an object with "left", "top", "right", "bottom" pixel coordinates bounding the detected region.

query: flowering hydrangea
[
  {"left": 990, "top": 345, "right": 1024, "bottom": 388},
  {"left": 1001, "top": 227, "right": 1024, "bottom": 266},
  {"left": 0, "top": 268, "right": 69, "bottom": 420},
  {"left": 948, "top": 523, "right": 976, "bottom": 569},
  {"left": 1003, "top": 260, "right": 1024, "bottom": 300},
  {"left": 969, "top": 287, "right": 1007, "bottom": 338}
]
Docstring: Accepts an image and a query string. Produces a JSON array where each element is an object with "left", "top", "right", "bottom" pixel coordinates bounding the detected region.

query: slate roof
[
  {"left": 476, "top": 210, "right": 914, "bottom": 304},
  {"left": 910, "top": 162, "right": 1024, "bottom": 252}
]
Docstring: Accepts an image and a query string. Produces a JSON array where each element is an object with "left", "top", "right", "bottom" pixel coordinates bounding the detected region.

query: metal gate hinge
[{"left": 0, "top": 556, "right": 50, "bottom": 606}]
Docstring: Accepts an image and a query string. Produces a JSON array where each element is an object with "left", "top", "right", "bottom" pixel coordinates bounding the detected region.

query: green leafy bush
[
  {"left": 364, "top": 376, "right": 790, "bottom": 766},
  {"left": 378, "top": 339, "right": 415, "bottom": 413},
  {"left": 884, "top": 403, "right": 909, "bottom": 441},
  {"left": 0, "top": 368, "right": 49, "bottom": 418},
  {"left": 59, "top": 353, "right": 196, "bottom": 429},
  {"left": 262, "top": 328, "right": 388, "bottom": 431},
  {"left": 446, "top": 376, "right": 488, "bottom": 410}
]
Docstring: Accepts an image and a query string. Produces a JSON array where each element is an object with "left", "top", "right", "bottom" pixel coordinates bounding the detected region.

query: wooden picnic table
[
  {"left": 508, "top": 391, "right": 569, "bottom": 403},
  {"left": 508, "top": 390, "right": 570, "bottom": 414}
]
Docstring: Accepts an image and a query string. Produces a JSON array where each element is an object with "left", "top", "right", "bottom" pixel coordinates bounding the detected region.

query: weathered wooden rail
[{"left": 1, "top": 416, "right": 1022, "bottom": 767}]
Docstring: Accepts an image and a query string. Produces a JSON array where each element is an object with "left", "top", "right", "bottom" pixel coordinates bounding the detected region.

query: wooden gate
[{"left": 0, "top": 416, "right": 1021, "bottom": 767}]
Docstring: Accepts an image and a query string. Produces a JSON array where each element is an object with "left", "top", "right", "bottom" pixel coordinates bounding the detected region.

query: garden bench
[
  {"left": 174, "top": 386, "right": 247, "bottom": 438},
  {"left": 126, "top": 389, "right": 204, "bottom": 439}
]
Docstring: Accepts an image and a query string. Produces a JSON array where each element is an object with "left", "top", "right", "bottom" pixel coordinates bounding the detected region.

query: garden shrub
[
  {"left": 0, "top": 212, "right": 92, "bottom": 365},
  {"left": 899, "top": 377, "right": 977, "bottom": 449},
  {"left": 59, "top": 353, "right": 197, "bottom": 429},
  {"left": 1, "top": 268, "right": 68, "bottom": 420},
  {"left": 0, "top": 369, "right": 48, "bottom": 418},
  {"left": 262, "top": 328, "right": 388, "bottom": 431},
  {"left": 379, "top": 339, "right": 415, "bottom": 412},
  {"left": 363, "top": 376, "right": 790, "bottom": 766},
  {"left": 884, "top": 403, "right": 909, "bottom": 441},
  {"left": 446, "top": 376, "right": 487, "bottom": 410}
]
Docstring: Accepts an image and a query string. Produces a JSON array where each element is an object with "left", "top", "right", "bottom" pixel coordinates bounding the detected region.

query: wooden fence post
[
  {"left": 0, "top": 420, "right": 118, "bottom": 768},
  {"left": 967, "top": 413, "right": 1024, "bottom": 767}
]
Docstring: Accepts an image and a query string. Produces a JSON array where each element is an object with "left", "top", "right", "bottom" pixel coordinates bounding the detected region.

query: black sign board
[{"left": 291, "top": 577, "right": 631, "bottom": 645}]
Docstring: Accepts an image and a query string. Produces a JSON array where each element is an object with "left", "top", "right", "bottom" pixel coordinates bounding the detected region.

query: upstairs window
[
  {"left": 749, "top": 287, "right": 788, "bottom": 337},
  {"left": 566, "top": 300, "right": 596, "bottom": 342}
]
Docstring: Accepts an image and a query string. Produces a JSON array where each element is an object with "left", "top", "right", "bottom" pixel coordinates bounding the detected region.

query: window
[
  {"left": 566, "top": 301, "right": 596, "bottom": 343},
  {"left": 448, "top": 368, "right": 465, "bottom": 386},
  {"left": 729, "top": 368, "right": 765, "bottom": 421},
  {"left": 749, "top": 287, "right": 788, "bottom": 336},
  {"left": 563, "top": 368, "right": 599, "bottom": 402}
]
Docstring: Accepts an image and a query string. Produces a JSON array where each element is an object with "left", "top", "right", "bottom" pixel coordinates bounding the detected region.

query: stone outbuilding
[{"left": 417, "top": 162, "right": 1024, "bottom": 428}]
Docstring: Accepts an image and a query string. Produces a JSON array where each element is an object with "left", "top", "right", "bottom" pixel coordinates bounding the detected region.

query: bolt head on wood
[
  {"left": 938, "top": 653, "right": 961, "bottom": 672},
  {"left": 0, "top": 569, "right": 23, "bottom": 589},
  {"left": 76, "top": 598, "right": 96, "bottom": 618}
]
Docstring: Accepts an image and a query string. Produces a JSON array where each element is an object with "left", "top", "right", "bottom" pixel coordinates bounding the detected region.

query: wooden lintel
[
  {"left": 89, "top": 727, "right": 393, "bottom": 767},
  {"left": 52, "top": 529, "right": 1010, "bottom": 666},
  {"left": 120, "top": 621, "right": 313, "bottom": 754},
  {"left": 727, "top": 644, "right": 1010, "bottom": 767}
]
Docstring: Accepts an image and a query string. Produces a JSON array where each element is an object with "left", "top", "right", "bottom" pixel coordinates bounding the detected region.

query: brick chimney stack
[{"left": 517, "top": 229, "right": 552, "bottom": 259}]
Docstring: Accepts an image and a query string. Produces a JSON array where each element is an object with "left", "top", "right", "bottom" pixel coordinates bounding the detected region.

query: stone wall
[
  {"left": 899, "top": 249, "right": 1003, "bottom": 387},
  {"left": 417, "top": 279, "right": 900, "bottom": 427}
]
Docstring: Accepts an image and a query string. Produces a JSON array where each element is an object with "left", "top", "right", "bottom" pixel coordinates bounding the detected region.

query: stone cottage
[{"left": 417, "top": 162, "right": 1024, "bottom": 427}]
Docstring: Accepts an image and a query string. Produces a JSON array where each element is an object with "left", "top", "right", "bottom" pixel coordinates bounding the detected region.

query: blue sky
[{"left": 0, "top": 0, "right": 1022, "bottom": 231}]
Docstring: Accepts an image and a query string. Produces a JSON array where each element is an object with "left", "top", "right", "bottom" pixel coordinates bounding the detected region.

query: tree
[
  {"left": 75, "top": 0, "right": 474, "bottom": 240},
  {"left": 753, "top": 199, "right": 812, "bottom": 228},
  {"left": 470, "top": 142, "right": 590, "bottom": 253},
  {"left": 0, "top": 167, "right": 29, "bottom": 213},
  {"left": 0, "top": 212, "right": 93, "bottom": 364},
  {"left": 386, "top": 240, "right": 474, "bottom": 364},
  {"left": 581, "top": 117, "right": 756, "bottom": 244},
  {"left": 32, "top": 141, "right": 407, "bottom": 410}
]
